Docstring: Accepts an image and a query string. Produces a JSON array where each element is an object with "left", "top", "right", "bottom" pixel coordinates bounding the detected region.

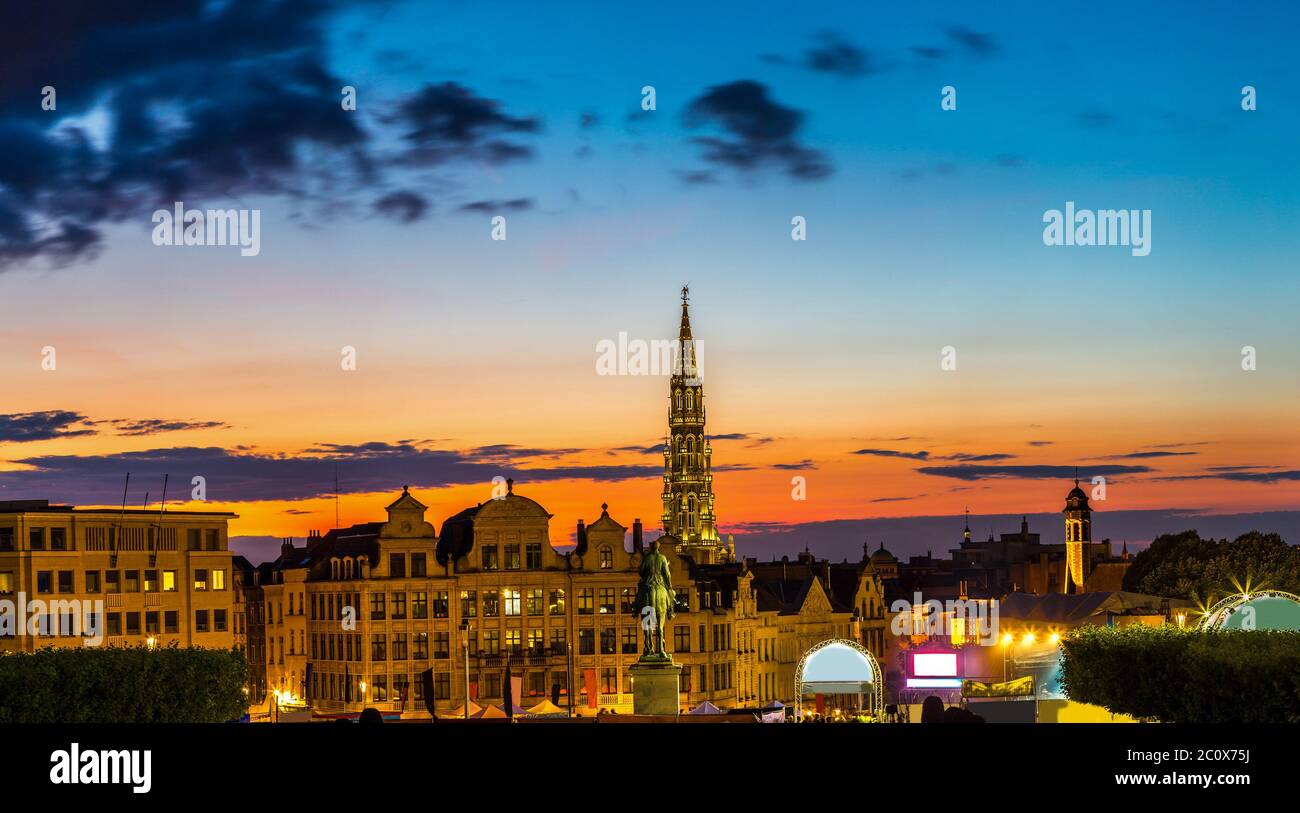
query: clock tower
[{"left": 661, "top": 287, "right": 723, "bottom": 562}]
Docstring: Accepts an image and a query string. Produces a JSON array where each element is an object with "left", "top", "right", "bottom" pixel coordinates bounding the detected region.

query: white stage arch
[{"left": 794, "top": 638, "right": 883, "bottom": 719}]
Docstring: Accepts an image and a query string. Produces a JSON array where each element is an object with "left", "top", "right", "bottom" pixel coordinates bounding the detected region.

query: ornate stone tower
[
  {"left": 661, "top": 286, "right": 722, "bottom": 562},
  {"left": 1063, "top": 475, "right": 1092, "bottom": 593}
]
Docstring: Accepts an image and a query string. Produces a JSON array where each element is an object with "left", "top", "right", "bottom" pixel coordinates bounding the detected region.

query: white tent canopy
[{"left": 687, "top": 700, "right": 724, "bottom": 715}]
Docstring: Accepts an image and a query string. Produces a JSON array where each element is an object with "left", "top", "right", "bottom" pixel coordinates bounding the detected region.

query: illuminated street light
[
  {"left": 1001, "top": 632, "right": 1013, "bottom": 645},
  {"left": 1021, "top": 632, "right": 1035, "bottom": 645},
  {"left": 1048, "top": 632, "right": 1060, "bottom": 644}
]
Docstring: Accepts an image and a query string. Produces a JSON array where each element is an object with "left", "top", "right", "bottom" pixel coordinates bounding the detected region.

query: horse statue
[{"left": 635, "top": 538, "right": 675, "bottom": 660}]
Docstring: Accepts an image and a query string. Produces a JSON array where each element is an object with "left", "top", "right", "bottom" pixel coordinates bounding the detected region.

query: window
[
  {"left": 106, "top": 613, "right": 122, "bottom": 636},
  {"left": 503, "top": 588, "right": 521, "bottom": 617},
  {"left": 164, "top": 610, "right": 178, "bottom": 634},
  {"left": 482, "top": 590, "right": 499, "bottom": 618},
  {"left": 194, "top": 610, "right": 209, "bottom": 633},
  {"left": 526, "top": 588, "right": 543, "bottom": 616},
  {"left": 600, "top": 667, "right": 617, "bottom": 694},
  {"left": 391, "top": 592, "right": 407, "bottom": 620},
  {"left": 528, "top": 628, "right": 544, "bottom": 654},
  {"left": 483, "top": 630, "right": 500, "bottom": 655},
  {"left": 411, "top": 591, "right": 428, "bottom": 619},
  {"left": 528, "top": 671, "right": 546, "bottom": 697},
  {"left": 411, "top": 553, "right": 426, "bottom": 577},
  {"left": 481, "top": 544, "right": 499, "bottom": 571},
  {"left": 371, "top": 634, "right": 387, "bottom": 660},
  {"left": 0, "top": 528, "right": 13, "bottom": 552},
  {"left": 124, "top": 570, "right": 140, "bottom": 592},
  {"left": 370, "top": 593, "right": 386, "bottom": 620},
  {"left": 53, "top": 570, "right": 74, "bottom": 593},
  {"left": 598, "top": 588, "right": 615, "bottom": 615},
  {"left": 434, "top": 631, "right": 449, "bottom": 659},
  {"left": 599, "top": 545, "right": 613, "bottom": 569},
  {"left": 389, "top": 553, "right": 406, "bottom": 578},
  {"left": 525, "top": 543, "right": 542, "bottom": 569},
  {"left": 549, "top": 589, "right": 565, "bottom": 616},
  {"left": 192, "top": 570, "right": 208, "bottom": 591},
  {"left": 505, "top": 629, "right": 521, "bottom": 655},
  {"left": 434, "top": 672, "right": 450, "bottom": 700},
  {"left": 0, "top": 571, "right": 15, "bottom": 595},
  {"left": 577, "top": 588, "right": 593, "bottom": 615},
  {"left": 578, "top": 628, "right": 594, "bottom": 655},
  {"left": 162, "top": 571, "right": 176, "bottom": 592},
  {"left": 187, "top": 529, "right": 202, "bottom": 550},
  {"left": 204, "top": 529, "right": 219, "bottom": 550},
  {"left": 391, "top": 633, "right": 408, "bottom": 660},
  {"left": 621, "top": 587, "right": 636, "bottom": 614},
  {"left": 600, "top": 627, "right": 616, "bottom": 654},
  {"left": 622, "top": 627, "right": 637, "bottom": 654},
  {"left": 212, "top": 570, "right": 225, "bottom": 591},
  {"left": 29, "top": 528, "right": 44, "bottom": 550},
  {"left": 214, "top": 609, "right": 227, "bottom": 632},
  {"left": 373, "top": 675, "right": 387, "bottom": 702},
  {"left": 550, "top": 628, "right": 566, "bottom": 653},
  {"left": 504, "top": 543, "right": 521, "bottom": 570},
  {"left": 433, "top": 591, "right": 449, "bottom": 618},
  {"left": 50, "top": 528, "right": 67, "bottom": 550},
  {"left": 411, "top": 631, "right": 429, "bottom": 660},
  {"left": 460, "top": 590, "right": 477, "bottom": 618},
  {"left": 674, "top": 625, "right": 690, "bottom": 653},
  {"left": 36, "top": 571, "right": 52, "bottom": 593},
  {"left": 105, "top": 570, "right": 120, "bottom": 593},
  {"left": 144, "top": 570, "right": 158, "bottom": 592}
]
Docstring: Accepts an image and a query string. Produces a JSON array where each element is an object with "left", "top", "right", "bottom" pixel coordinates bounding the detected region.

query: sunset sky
[{"left": 2, "top": 1, "right": 1299, "bottom": 563}]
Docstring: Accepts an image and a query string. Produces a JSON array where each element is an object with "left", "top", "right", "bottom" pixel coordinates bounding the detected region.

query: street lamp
[{"left": 359, "top": 680, "right": 367, "bottom": 705}]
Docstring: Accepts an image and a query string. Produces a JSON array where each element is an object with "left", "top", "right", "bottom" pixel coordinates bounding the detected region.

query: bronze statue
[{"left": 635, "top": 538, "right": 675, "bottom": 660}]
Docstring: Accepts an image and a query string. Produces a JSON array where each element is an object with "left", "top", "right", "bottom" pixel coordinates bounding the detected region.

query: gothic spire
[{"left": 679, "top": 284, "right": 692, "bottom": 342}]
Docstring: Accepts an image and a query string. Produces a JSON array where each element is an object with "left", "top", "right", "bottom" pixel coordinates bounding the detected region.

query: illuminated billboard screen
[{"left": 911, "top": 652, "right": 959, "bottom": 677}]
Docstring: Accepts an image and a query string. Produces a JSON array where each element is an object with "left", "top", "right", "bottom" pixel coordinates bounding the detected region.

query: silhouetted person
[
  {"left": 920, "top": 695, "right": 945, "bottom": 723},
  {"left": 943, "top": 706, "right": 985, "bottom": 724},
  {"left": 359, "top": 707, "right": 384, "bottom": 724}
]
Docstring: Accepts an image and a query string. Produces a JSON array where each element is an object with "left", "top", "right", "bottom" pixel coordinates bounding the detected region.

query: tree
[{"left": 1123, "top": 529, "right": 1300, "bottom": 602}]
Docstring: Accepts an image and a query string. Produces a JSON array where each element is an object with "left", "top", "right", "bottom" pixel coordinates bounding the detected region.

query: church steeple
[{"left": 662, "top": 287, "right": 721, "bottom": 561}]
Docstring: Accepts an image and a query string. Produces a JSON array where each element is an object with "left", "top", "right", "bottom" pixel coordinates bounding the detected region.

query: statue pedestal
[{"left": 628, "top": 659, "right": 682, "bottom": 716}]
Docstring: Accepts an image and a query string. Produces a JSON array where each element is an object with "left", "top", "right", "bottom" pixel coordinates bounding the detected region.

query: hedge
[
  {"left": 0, "top": 645, "right": 249, "bottom": 723},
  {"left": 1059, "top": 625, "right": 1300, "bottom": 723}
]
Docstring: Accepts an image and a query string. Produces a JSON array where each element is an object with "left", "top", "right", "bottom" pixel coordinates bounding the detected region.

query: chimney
[
  {"left": 632, "top": 518, "right": 643, "bottom": 552},
  {"left": 280, "top": 537, "right": 294, "bottom": 558},
  {"left": 575, "top": 519, "right": 588, "bottom": 556}
]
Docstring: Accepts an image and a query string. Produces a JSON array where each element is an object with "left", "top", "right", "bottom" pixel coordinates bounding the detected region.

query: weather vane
[{"left": 681, "top": 284, "right": 690, "bottom": 304}]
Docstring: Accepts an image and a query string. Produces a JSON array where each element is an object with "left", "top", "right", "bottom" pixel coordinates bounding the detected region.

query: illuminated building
[{"left": 0, "top": 499, "right": 237, "bottom": 652}]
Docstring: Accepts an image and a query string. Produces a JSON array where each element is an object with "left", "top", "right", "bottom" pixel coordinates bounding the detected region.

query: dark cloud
[
  {"left": 0, "top": 411, "right": 95, "bottom": 442},
  {"left": 770, "top": 460, "right": 816, "bottom": 470},
  {"left": 458, "top": 198, "right": 533, "bottom": 213},
  {"left": 941, "top": 452, "right": 1015, "bottom": 462},
  {"left": 917, "top": 464, "right": 1152, "bottom": 481},
  {"left": 945, "top": 26, "right": 998, "bottom": 58},
  {"left": 910, "top": 46, "right": 946, "bottom": 60},
  {"left": 579, "top": 111, "right": 599, "bottom": 130},
  {"left": 0, "top": 441, "right": 662, "bottom": 505},
  {"left": 1078, "top": 109, "right": 1116, "bottom": 129},
  {"left": 1095, "top": 450, "right": 1199, "bottom": 460},
  {"left": 1153, "top": 470, "right": 1300, "bottom": 484},
  {"left": 0, "top": 3, "right": 538, "bottom": 269},
  {"left": 1027, "top": 440, "right": 1054, "bottom": 447},
  {"left": 373, "top": 190, "right": 429, "bottom": 223},
  {"left": 803, "top": 32, "right": 879, "bottom": 77},
  {"left": 391, "top": 82, "right": 541, "bottom": 166},
  {"left": 683, "top": 81, "right": 831, "bottom": 180},
  {"left": 100, "top": 418, "right": 229, "bottom": 436},
  {"left": 852, "top": 448, "right": 930, "bottom": 461}
]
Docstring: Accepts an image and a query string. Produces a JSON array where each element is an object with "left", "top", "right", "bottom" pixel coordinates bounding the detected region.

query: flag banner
[{"left": 584, "top": 668, "right": 598, "bottom": 708}]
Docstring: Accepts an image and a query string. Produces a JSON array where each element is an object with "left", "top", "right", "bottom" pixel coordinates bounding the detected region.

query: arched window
[
  {"left": 599, "top": 545, "right": 613, "bottom": 569},
  {"left": 687, "top": 494, "right": 699, "bottom": 531},
  {"left": 330, "top": 558, "right": 340, "bottom": 580},
  {"left": 686, "top": 389, "right": 694, "bottom": 410},
  {"left": 674, "top": 389, "right": 682, "bottom": 411}
]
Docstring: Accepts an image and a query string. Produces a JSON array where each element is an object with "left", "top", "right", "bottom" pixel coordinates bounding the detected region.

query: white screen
[{"left": 913, "top": 652, "right": 958, "bottom": 677}]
